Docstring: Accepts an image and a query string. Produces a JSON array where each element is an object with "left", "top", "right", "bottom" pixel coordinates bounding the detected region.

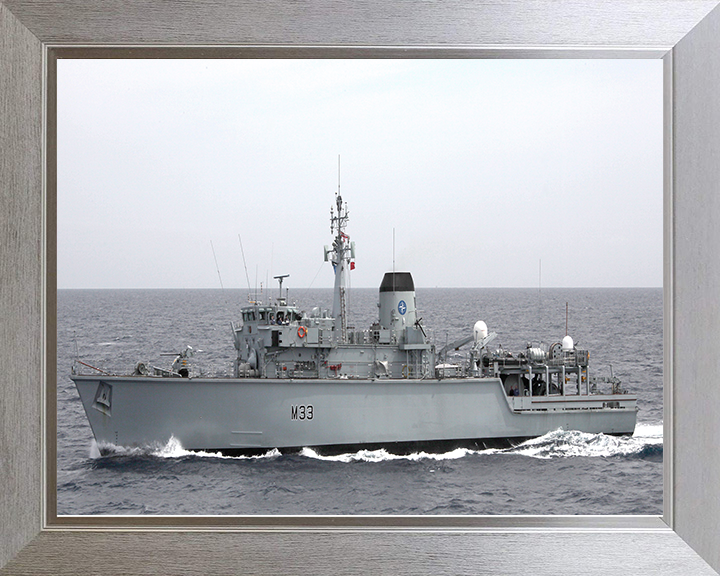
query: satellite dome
[{"left": 473, "top": 320, "right": 488, "bottom": 342}]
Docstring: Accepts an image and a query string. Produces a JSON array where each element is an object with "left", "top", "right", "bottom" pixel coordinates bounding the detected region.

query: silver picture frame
[{"left": 2, "top": 1, "right": 720, "bottom": 574}]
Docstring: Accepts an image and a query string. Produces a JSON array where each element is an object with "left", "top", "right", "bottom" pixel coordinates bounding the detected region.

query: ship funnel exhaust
[{"left": 379, "top": 272, "right": 416, "bottom": 330}]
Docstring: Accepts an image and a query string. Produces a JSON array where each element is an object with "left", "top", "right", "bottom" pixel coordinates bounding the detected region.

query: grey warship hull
[
  {"left": 74, "top": 374, "right": 637, "bottom": 455},
  {"left": 71, "top": 193, "right": 638, "bottom": 455}
]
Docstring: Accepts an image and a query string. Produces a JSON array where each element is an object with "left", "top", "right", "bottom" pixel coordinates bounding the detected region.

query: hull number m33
[{"left": 291, "top": 405, "right": 314, "bottom": 420}]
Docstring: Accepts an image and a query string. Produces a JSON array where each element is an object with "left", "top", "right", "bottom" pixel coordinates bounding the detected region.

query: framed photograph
[
  {"left": 53, "top": 56, "right": 664, "bottom": 520},
  {"left": 2, "top": 2, "right": 720, "bottom": 574}
]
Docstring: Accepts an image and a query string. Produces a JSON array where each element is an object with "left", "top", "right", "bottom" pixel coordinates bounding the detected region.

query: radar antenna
[{"left": 274, "top": 274, "right": 289, "bottom": 301}]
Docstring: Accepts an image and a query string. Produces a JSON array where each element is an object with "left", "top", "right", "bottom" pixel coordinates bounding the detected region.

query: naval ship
[{"left": 71, "top": 194, "right": 637, "bottom": 455}]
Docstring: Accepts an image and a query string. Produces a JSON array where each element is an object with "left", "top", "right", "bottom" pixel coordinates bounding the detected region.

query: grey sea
[{"left": 57, "top": 287, "right": 662, "bottom": 515}]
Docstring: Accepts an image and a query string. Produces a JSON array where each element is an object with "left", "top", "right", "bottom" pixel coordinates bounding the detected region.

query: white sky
[{"left": 57, "top": 59, "right": 663, "bottom": 289}]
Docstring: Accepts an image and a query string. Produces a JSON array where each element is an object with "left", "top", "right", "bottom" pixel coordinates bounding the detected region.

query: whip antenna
[
  {"left": 210, "top": 240, "right": 224, "bottom": 291},
  {"left": 538, "top": 258, "right": 542, "bottom": 329},
  {"left": 238, "top": 235, "right": 252, "bottom": 294}
]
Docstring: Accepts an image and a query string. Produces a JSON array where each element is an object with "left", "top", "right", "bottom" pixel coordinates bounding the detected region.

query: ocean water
[{"left": 57, "top": 287, "right": 663, "bottom": 515}]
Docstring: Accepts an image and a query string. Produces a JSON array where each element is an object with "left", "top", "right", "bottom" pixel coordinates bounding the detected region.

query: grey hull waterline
[{"left": 71, "top": 193, "right": 637, "bottom": 456}]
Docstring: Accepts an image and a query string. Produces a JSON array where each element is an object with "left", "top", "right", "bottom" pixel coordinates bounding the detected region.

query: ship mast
[{"left": 329, "top": 192, "right": 351, "bottom": 343}]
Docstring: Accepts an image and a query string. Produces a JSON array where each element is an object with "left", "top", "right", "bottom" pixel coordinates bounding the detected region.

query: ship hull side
[{"left": 72, "top": 375, "right": 637, "bottom": 453}]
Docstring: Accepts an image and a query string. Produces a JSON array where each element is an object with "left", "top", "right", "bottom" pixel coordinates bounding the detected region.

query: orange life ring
[{"left": 298, "top": 326, "right": 307, "bottom": 338}]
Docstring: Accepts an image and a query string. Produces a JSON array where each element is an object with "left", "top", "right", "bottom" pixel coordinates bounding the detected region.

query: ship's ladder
[
  {"left": 339, "top": 286, "right": 348, "bottom": 343},
  {"left": 422, "top": 350, "right": 431, "bottom": 378}
]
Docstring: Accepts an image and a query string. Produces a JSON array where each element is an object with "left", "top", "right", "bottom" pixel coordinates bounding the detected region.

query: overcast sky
[{"left": 57, "top": 59, "right": 662, "bottom": 290}]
